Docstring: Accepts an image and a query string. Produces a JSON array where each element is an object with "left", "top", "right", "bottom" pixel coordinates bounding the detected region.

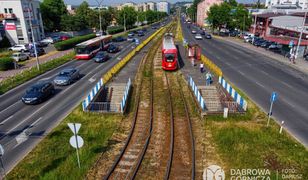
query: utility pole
[
  {"left": 124, "top": 11, "right": 126, "bottom": 32},
  {"left": 295, "top": 11, "right": 307, "bottom": 59},
  {"left": 95, "top": 0, "right": 103, "bottom": 36},
  {"left": 253, "top": 13, "right": 257, "bottom": 35},
  {"left": 28, "top": 0, "right": 40, "bottom": 71}
]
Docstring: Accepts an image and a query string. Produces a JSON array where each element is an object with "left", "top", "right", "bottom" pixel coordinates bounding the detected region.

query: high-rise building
[
  {"left": 147, "top": 2, "right": 156, "bottom": 11},
  {"left": 197, "top": 0, "right": 223, "bottom": 26},
  {"left": 157, "top": 1, "right": 170, "bottom": 14},
  {"left": 0, "top": 0, "right": 45, "bottom": 45},
  {"left": 265, "top": 0, "right": 308, "bottom": 9}
]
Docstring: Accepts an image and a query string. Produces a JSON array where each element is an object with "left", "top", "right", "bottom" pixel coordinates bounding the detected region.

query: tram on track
[
  {"left": 75, "top": 35, "right": 112, "bottom": 60},
  {"left": 162, "top": 33, "right": 178, "bottom": 70}
]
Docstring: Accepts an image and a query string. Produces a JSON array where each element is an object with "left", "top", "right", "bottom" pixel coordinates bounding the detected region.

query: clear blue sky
[{"left": 64, "top": 0, "right": 264, "bottom": 6}]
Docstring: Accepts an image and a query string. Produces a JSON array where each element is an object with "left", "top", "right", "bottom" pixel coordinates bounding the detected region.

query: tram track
[{"left": 104, "top": 25, "right": 168, "bottom": 180}]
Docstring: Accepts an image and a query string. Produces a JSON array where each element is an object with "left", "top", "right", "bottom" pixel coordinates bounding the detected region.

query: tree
[
  {"left": 207, "top": 2, "right": 232, "bottom": 30},
  {"left": 40, "top": 0, "right": 67, "bottom": 31},
  {"left": 233, "top": 5, "right": 252, "bottom": 31},
  {"left": 116, "top": 7, "right": 137, "bottom": 29}
]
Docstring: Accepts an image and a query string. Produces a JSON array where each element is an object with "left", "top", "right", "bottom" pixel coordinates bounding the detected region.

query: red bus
[
  {"left": 162, "top": 33, "right": 177, "bottom": 70},
  {"left": 75, "top": 35, "right": 112, "bottom": 60}
]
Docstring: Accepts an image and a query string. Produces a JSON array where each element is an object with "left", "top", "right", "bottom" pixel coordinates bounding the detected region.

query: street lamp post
[
  {"left": 95, "top": 0, "right": 103, "bottom": 36},
  {"left": 124, "top": 11, "right": 126, "bottom": 32},
  {"left": 295, "top": 11, "right": 307, "bottom": 59},
  {"left": 28, "top": 0, "right": 40, "bottom": 71}
]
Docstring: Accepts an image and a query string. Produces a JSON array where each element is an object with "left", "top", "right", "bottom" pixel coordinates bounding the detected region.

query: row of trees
[
  {"left": 186, "top": 0, "right": 253, "bottom": 32},
  {"left": 207, "top": 0, "right": 252, "bottom": 31},
  {"left": 40, "top": 0, "right": 167, "bottom": 32}
]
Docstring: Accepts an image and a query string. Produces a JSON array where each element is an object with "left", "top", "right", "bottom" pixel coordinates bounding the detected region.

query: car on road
[
  {"left": 107, "top": 44, "right": 120, "bottom": 53},
  {"left": 200, "top": 31, "right": 206, "bottom": 35},
  {"left": 8, "top": 44, "right": 29, "bottom": 52},
  {"left": 137, "top": 30, "right": 145, "bottom": 36},
  {"left": 191, "top": 30, "right": 197, "bottom": 34},
  {"left": 128, "top": 32, "right": 135, "bottom": 37},
  {"left": 151, "top": 26, "right": 157, "bottom": 29},
  {"left": 205, "top": 33, "right": 212, "bottom": 39},
  {"left": 93, "top": 51, "right": 109, "bottom": 63},
  {"left": 195, "top": 34, "right": 202, "bottom": 40},
  {"left": 40, "top": 37, "right": 54, "bottom": 44},
  {"left": 127, "top": 34, "right": 135, "bottom": 42},
  {"left": 54, "top": 68, "right": 80, "bottom": 86},
  {"left": 60, "top": 35, "right": 71, "bottom": 41},
  {"left": 30, "top": 42, "right": 48, "bottom": 48},
  {"left": 112, "top": 36, "right": 126, "bottom": 42},
  {"left": 22, "top": 81, "right": 55, "bottom": 104},
  {"left": 29, "top": 47, "right": 45, "bottom": 57},
  {"left": 11, "top": 52, "right": 29, "bottom": 62}
]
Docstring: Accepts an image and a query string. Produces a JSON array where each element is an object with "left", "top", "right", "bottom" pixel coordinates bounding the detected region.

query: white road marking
[
  {"left": 281, "top": 81, "right": 293, "bottom": 89},
  {"left": 4, "top": 102, "right": 50, "bottom": 137},
  {"left": 0, "top": 115, "right": 14, "bottom": 125},
  {"left": 30, "top": 117, "right": 43, "bottom": 127},
  {"left": 0, "top": 101, "right": 20, "bottom": 113},
  {"left": 238, "top": 71, "right": 245, "bottom": 76},
  {"left": 255, "top": 81, "right": 265, "bottom": 88},
  {"left": 260, "top": 70, "right": 269, "bottom": 76}
]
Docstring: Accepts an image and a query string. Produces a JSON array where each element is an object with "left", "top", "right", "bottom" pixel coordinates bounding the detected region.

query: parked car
[
  {"left": 260, "top": 41, "right": 272, "bottom": 48},
  {"left": 267, "top": 43, "right": 283, "bottom": 51},
  {"left": 8, "top": 44, "right": 29, "bottom": 52},
  {"left": 11, "top": 52, "right": 29, "bottom": 62},
  {"left": 40, "top": 37, "right": 54, "bottom": 44},
  {"left": 93, "top": 51, "right": 109, "bottom": 63},
  {"left": 195, "top": 34, "right": 202, "bottom": 40},
  {"left": 151, "top": 26, "right": 157, "bottom": 29},
  {"left": 191, "top": 30, "right": 197, "bottom": 34},
  {"left": 29, "top": 47, "right": 45, "bottom": 57},
  {"left": 112, "top": 36, "right": 126, "bottom": 42},
  {"left": 60, "top": 35, "right": 71, "bottom": 41},
  {"left": 53, "top": 68, "right": 80, "bottom": 86},
  {"left": 107, "top": 44, "right": 120, "bottom": 53},
  {"left": 22, "top": 81, "right": 55, "bottom": 104},
  {"left": 252, "top": 38, "right": 265, "bottom": 46},
  {"left": 95, "top": 31, "right": 107, "bottom": 37},
  {"left": 205, "top": 33, "right": 212, "bottom": 39},
  {"left": 200, "top": 31, "right": 206, "bottom": 35},
  {"left": 30, "top": 42, "right": 48, "bottom": 48}
]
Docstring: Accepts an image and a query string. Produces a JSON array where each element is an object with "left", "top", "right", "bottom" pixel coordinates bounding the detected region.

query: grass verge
[
  {"left": 7, "top": 106, "right": 123, "bottom": 180},
  {"left": 0, "top": 52, "right": 75, "bottom": 94},
  {"left": 204, "top": 90, "right": 308, "bottom": 179}
]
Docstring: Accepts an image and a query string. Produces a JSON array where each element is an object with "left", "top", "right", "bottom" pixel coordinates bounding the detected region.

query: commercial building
[
  {"left": 197, "top": 0, "right": 223, "bottom": 26},
  {"left": 265, "top": 0, "right": 308, "bottom": 9},
  {"left": 142, "top": 2, "right": 156, "bottom": 11},
  {"left": 250, "top": 9, "right": 308, "bottom": 56},
  {"left": 0, "top": 0, "right": 45, "bottom": 45},
  {"left": 157, "top": 1, "right": 170, "bottom": 14}
]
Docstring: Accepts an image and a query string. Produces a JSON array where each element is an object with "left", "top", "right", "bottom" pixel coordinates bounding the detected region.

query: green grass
[
  {"left": 0, "top": 52, "right": 75, "bottom": 94},
  {"left": 0, "top": 50, "right": 12, "bottom": 58},
  {"left": 7, "top": 106, "right": 123, "bottom": 180}
]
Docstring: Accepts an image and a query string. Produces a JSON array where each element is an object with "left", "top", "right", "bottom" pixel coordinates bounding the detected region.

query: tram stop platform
[{"left": 177, "top": 43, "right": 244, "bottom": 115}]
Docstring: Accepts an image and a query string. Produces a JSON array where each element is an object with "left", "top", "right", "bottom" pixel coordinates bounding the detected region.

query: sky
[{"left": 64, "top": 0, "right": 265, "bottom": 6}]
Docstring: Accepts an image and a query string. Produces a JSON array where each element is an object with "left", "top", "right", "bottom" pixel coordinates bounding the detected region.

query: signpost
[
  {"left": 0, "top": 144, "right": 5, "bottom": 178},
  {"left": 68, "top": 123, "right": 84, "bottom": 168},
  {"left": 267, "top": 92, "right": 278, "bottom": 127}
]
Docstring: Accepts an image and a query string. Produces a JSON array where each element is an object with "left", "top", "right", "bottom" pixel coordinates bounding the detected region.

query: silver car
[
  {"left": 54, "top": 68, "right": 80, "bottom": 86},
  {"left": 11, "top": 52, "right": 29, "bottom": 62}
]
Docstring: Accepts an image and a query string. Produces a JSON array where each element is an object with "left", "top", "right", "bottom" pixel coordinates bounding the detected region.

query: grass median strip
[
  {"left": 7, "top": 106, "right": 123, "bottom": 180},
  {"left": 204, "top": 93, "right": 308, "bottom": 179},
  {"left": 0, "top": 52, "right": 75, "bottom": 94}
]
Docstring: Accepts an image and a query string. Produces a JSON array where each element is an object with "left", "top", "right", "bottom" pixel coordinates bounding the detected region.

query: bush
[
  {"left": 0, "top": 36, "right": 11, "bottom": 49},
  {"left": 107, "top": 26, "right": 124, "bottom": 35},
  {"left": 0, "top": 57, "right": 14, "bottom": 71},
  {"left": 54, "top": 34, "right": 96, "bottom": 51}
]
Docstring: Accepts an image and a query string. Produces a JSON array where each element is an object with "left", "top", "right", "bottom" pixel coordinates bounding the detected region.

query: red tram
[{"left": 162, "top": 33, "right": 177, "bottom": 70}]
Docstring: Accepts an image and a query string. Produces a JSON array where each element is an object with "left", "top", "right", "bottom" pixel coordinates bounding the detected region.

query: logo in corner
[{"left": 203, "top": 165, "right": 225, "bottom": 180}]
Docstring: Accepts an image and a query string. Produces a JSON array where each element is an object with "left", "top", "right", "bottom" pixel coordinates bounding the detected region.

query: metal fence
[{"left": 87, "top": 102, "right": 122, "bottom": 113}]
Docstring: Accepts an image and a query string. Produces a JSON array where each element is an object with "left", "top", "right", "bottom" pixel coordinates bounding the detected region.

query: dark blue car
[{"left": 22, "top": 81, "right": 55, "bottom": 104}]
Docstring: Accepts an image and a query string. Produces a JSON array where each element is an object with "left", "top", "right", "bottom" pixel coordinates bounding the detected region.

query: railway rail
[{"left": 104, "top": 25, "right": 169, "bottom": 180}]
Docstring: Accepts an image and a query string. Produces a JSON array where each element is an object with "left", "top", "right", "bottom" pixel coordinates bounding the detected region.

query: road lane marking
[
  {"left": 0, "top": 115, "right": 14, "bottom": 125},
  {"left": 238, "top": 71, "right": 245, "bottom": 76},
  {"left": 260, "top": 70, "right": 269, "bottom": 76},
  {"left": 255, "top": 81, "right": 265, "bottom": 88},
  {"left": 0, "top": 101, "right": 20, "bottom": 114},
  {"left": 281, "top": 81, "right": 293, "bottom": 89}
]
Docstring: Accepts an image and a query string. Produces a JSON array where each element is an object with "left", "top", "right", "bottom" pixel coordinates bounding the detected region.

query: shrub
[
  {"left": 107, "top": 26, "right": 124, "bottom": 35},
  {"left": 0, "top": 57, "right": 14, "bottom": 71},
  {"left": 0, "top": 36, "right": 11, "bottom": 49},
  {"left": 54, "top": 34, "right": 96, "bottom": 51}
]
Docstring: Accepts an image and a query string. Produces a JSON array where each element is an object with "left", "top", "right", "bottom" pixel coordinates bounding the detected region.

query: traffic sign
[
  {"left": 69, "top": 136, "right": 84, "bottom": 149},
  {"left": 270, "top": 92, "right": 278, "bottom": 102},
  {"left": 68, "top": 123, "right": 81, "bottom": 134}
]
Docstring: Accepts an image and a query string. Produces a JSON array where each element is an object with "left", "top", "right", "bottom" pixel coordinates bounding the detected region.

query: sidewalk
[
  {"left": 0, "top": 49, "right": 73, "bottom": 82},
  {"left": 215, "top": 36, "right": 308, "bottom": 75}
]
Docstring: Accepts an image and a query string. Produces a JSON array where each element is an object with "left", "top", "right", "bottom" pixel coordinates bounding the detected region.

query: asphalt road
[
  {"left": 182, "top": 22, "right": 308, "bottom": 147},
  {"left": 0, "top": 27, "right": 158, "bottom": 173}
]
